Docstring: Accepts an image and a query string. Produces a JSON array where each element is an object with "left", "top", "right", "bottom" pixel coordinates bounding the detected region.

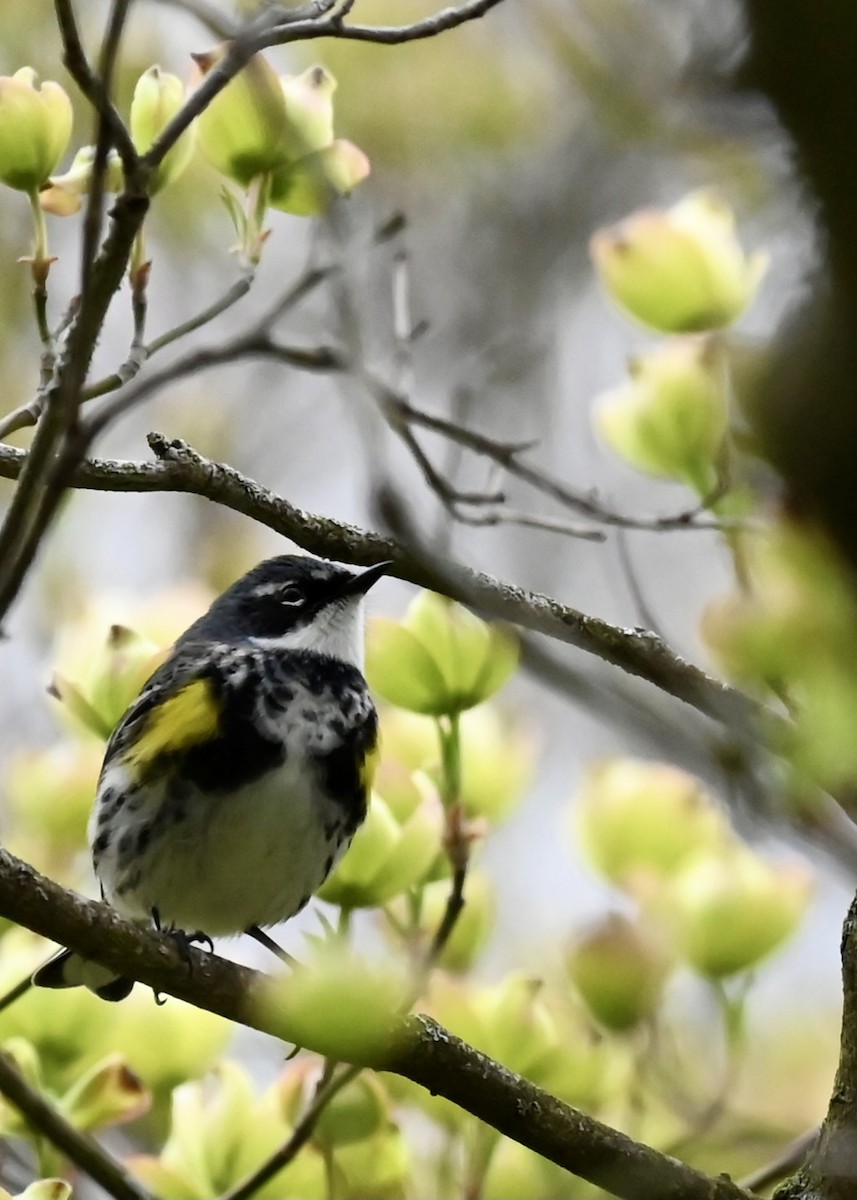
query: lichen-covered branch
[
  {"left": 0, "top": 434, "right": 754, "bottom": 731},
  {"left": 0, "top": 847, "right": 752, "bottom": 1200}
]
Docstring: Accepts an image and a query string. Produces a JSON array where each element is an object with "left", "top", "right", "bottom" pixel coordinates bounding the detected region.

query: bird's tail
[{"left": 31, "top": 950, "right": 133, "bottom": 1002}]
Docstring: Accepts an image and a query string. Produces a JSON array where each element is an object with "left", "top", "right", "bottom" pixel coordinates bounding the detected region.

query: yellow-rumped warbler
[{"left": 33, "top": 553, "right": 388, "bottom": 1000}]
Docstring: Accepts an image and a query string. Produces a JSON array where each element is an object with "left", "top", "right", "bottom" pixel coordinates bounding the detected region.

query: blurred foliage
[{"left": 0, "top": 2, "right": 846, "bottom": 1198}]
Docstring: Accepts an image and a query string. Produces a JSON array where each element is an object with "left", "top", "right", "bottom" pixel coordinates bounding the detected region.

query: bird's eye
[{"left": 279, "top": 585, "right": 304, "bottom": 606}]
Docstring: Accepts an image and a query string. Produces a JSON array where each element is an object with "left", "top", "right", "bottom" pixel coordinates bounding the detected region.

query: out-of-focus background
[{"left": 0, "top": 0, "right": 840, "bottom": 1156}]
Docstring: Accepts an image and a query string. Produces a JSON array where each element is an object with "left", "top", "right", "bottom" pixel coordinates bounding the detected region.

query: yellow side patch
[
  {"left": 127, "top": 679, "right": 220, "bottom": 773},
  {"left": 360, "top": 737, "right": 381, "bottom": 794}
]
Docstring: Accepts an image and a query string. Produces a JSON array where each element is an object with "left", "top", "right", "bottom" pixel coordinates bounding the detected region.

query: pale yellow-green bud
[
  {"left": 192, "top": 47, "right": 291, "bottom": 186},
  {"left": 367, "top": 592, "right": 518, "bottom": 717},
  {"left": 594, "top": 335, "right": 729, "bottom": 494},
  {"left": 280, "top": 65, "right": 336, "bottom": 157},
  {"left": 575, "top": 758, "right": 729, "bottom": 891},
  {"left": 11, "top": 1182, "right": 73, "bottom": 1200},
  {"left": 567, "top": 914, "right": 670, "bottom": 1032},
  {"left": 256, "top": 945, "right": 408, "bottom": 1063},
  {"left": 591, "top": 190, "right": 767, "bottom": 332},
  {"left": 59, "top": 1053, "right": 150, "bottom": 1132},
  {"left": 0, "top": 68, "right": 72, "bottom": 193},
  {"left": 318, "top": 779, "right": 444, "bottom": 908},
  {"left": 277, "top": 1061, "right": 389, "bottom": 1149},
  {"left": 39, "top": 145, "right": 124, "bottom": 216},
  {"left": 130, "top": 66, "right": 195, "bottom": 193},
  {"left": 269, "top": 139, "right": 370, "bottom": 215},
  {"left": 666, "top": 848, "right": 811, "bottom": 979}
]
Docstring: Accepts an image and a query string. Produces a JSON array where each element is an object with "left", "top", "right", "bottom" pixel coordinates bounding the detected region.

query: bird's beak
[{"left": 341, "top": 560, "right": 393, "bottom": 598}]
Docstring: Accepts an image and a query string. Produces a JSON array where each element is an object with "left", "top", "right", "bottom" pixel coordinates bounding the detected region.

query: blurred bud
[
  {"left": 6, "top": 740, "right": 101, "bottom": 853},
  {"left": 377, "top": 704, "right": 534, "bottom": 824},
  {"left": 269, "top": 139, "right": 370, "bottom": 215},
  {"left": 0, "top": 933, "right": 112, "bottom": 1082},
  {"left": 280, "top": 66, "right": 336, "bottom": 157},
  {"left": 107, "top": 990, "right": 232, "bottom": 1101},
  {"left": 567, "top": 914, "right": 670, "bottom": 1032},
  {"left": 0, "top": 68, "right": 72, "bottom": 193},
  {"left": 319, "top": 779, "right": 444, "bottom": 908},
  {"left": 385, "top": 872, "right": 495, "bottom": 972},
  {"left": 703, "top": 523, "right": 857, "bottom": 787},
  {"left": 51, "top": 624, "right": 163, "bottom": 739},
  {"left": 131, "top": 66, "right": 194, "bottom": 193},
  {"left": 590, "top": 191, "right": 767, "bottom": 332},
  {"left": 59, "top": 1053, "right": 150, "bottom": 1132},
  {"left": 192, "top": 48, "right": 293, "bottom": 186},
  {"left": 667, "top": 848, "right": 811, "bottom": 979},
  {"left": 278, "top": 1060, "right": 389, "bottom": 1150},
  {"left": 39, "top": 145, "right": 124, "bottom": 216},
  {"left": 334, "top": 1127, "right": 410, "bottom": 1199},
  {"left": 367, "top": 592, "right": 518, "bottom": 717},
  {"left": 575, "top": 759, "right": 728, "bottom": 891},
  {"left": 257, "top": 945, "right": 407, "bottom": 1063},
  {"left": 594, "top": 335, "right": 729, "bottom": 494},
  {"left": 12, "top": 1183, "right": 73, "bottom": 1200}
]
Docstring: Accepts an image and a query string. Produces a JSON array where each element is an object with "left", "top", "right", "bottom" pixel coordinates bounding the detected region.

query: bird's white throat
[{"left": 249, "top": 596, "right": 366, "bottom": 667}]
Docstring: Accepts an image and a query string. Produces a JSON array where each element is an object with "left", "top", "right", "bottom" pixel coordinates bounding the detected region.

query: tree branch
[
  {"left": 0, "top": 435, "right": 755, "bottom": 730},
  {"left": 0, "top": 847, "right": 752, "bottom": 1200},
  {"left": 0, "top": 1052, "right": 153, "bottom": 1200}
]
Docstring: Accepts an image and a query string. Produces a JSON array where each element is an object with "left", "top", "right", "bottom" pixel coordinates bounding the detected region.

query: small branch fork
[
  {"left": 0, "top": 0, "right": 511, "bottom": 631},
  {"left": 0, "top": 847, "right": 753, "bottom": 1200}
]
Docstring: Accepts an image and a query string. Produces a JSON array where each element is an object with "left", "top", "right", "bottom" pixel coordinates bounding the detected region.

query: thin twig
[
  {"left": 219, "top": 1064, "right": 362, "bottom": 1200},
  {"left": 0, "top": 1052, "right": 153, "bottom": 1200},
  {"left": 738, "top": 1126, "right": 817, "bottom": 1193},
  {"left": 82, "top": 271, "right": 256, "bottom": 400},
  {"left": 260, "top": 0, "right": 509, "bottom": 48}
]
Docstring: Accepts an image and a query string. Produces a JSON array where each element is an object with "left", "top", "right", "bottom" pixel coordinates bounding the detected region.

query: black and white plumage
[{"left": 34, "top": 554, "right": 387, "bottom": 999}]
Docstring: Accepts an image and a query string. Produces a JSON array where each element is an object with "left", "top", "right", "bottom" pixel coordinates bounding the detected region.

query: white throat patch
[{"left": 249, "top": 596, "right": 366, "bottom": 667}]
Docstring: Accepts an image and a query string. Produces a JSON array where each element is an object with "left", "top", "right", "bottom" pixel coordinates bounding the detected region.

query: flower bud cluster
[{"left": 590, "top": 191, "right": 766, "bottom": 496}]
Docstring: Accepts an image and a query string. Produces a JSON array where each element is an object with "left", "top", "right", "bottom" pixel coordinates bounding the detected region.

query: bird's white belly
[{"left": 95, "top": 757, "right": 349, "bottom": 936}]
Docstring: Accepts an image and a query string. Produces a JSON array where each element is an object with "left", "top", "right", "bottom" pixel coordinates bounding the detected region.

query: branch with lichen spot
[
  {"left": 0, "top": 432, "right": 754, "bottom": 730},
  {"left": 0, "top": 847, "right": 752, "bottom": 1200}
]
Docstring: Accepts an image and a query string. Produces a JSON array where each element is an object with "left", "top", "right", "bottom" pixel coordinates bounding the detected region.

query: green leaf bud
[
  {"left": 269, "top": 139, "right": 370, "bottom": 215},
  {"left": 666, "top": 848, "right": 811, "bottom": 979},
  {"left": 367, "top": 592, "right": 518, "bottom": 716},
  {"left": 567, "top": 914, "right": 670, "bottom": 1032},
  {"left": 12, "top": 1182, "right": 73, "bottom": 1200},
  {"left": 39, "top": 145, "right": 124, "bottom": 216},
  {"left": 594, "top": 335, "right": 729, "bottom": 493},
  {"left": 318, "top": 781, "right": 444, "bottom": 908},
  {"left": 256, "top": 945, "right": 407, "bottom": 1063},
  {"left": 192, "top": 48, "right": 292, "bottom": 187},
  {"left": 0, "top": 68, "right": 72, "bottom": 193},
  {"left": 590, "top": 190, "right": 767, "bottom": 332},
  {"left": 59, "top": 1053, "right": 150, "bottom": 1132},
  {"left": 575, "top": 758, "right": 729, "bottom": 891},
  {"left": 130, "top": 66, "right": 195, "bottom": 193}
]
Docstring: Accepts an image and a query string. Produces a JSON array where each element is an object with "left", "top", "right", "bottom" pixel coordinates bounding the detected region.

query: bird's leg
[
  {"left": 246, "top": 925, "right": 297, "bottom": 966},
  {"left": 149, "top": 908, "right": 215, "bottom": 1004}
]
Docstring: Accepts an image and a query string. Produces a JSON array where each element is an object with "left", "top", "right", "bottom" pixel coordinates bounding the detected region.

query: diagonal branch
[
  {"left": 0, "top": 1053, "right": 153, "bottom": 1200},
  {"left": 0, "top": 434, "right": 755, "bottom": 730},
  {"left": 0, "top": 847, "right": 752, "bottom": 1200}
]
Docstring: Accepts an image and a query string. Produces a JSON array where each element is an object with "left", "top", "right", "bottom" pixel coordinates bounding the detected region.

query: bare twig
[
  {"left": 738, "top": 1126, "right": 818, "bottom": 1193},
  {"left": 260, "top": 0, "right": 509, "bottom": 48},
  {"left": 219, "top": 1064, "right": 362, "bottom": 1200},
  {"left": 0, "top": 1052, "right": 153, "bottom": 1200}
]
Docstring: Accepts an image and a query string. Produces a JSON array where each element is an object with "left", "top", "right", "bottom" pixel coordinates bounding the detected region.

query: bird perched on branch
[{"left": 34, "top": 553, "right": 389, "bottom": 1000}]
